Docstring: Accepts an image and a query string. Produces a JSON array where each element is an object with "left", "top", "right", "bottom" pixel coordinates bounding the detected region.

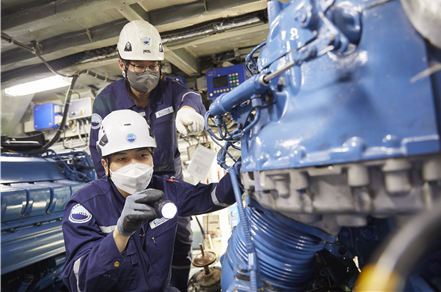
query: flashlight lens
[{"left": 161, "top": 202, "right": 177, "bottom": 219}]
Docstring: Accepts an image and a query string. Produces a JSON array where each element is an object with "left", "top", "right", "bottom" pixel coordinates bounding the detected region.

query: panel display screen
[{"left": 213, "top": 75, "right": 228, "bottom": 89}]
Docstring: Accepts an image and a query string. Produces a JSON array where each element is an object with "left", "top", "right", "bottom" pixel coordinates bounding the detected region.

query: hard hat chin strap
[{"left": 122, "top": 60, "right": 129, "bottom": 79}]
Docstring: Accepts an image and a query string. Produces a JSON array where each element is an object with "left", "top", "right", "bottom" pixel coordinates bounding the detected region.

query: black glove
[{"left": 116, "top": 189, "right": 164, "bottom": 237}]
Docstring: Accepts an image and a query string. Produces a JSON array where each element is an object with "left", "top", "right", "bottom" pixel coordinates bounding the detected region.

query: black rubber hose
[
  {"left": 194, "top": 216, "right": 206, "bottom": 238},
  {"left": 377, "top": 197, "right": 441, "bottom": 276},
  {"left": 356, "top": 196, "right": 441, "bottom": 290}
]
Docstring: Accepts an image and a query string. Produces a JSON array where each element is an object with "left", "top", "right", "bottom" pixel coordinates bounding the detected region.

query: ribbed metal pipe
[{"left": 224, "top": 200, "right": 326, "bottom": 291}]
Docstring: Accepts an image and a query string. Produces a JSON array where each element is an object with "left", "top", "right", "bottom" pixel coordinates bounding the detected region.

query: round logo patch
[
  {"left": 91, "top": 113, "right": 102, "bottom": 129},
  {"left": 126, "top": 133, "right": 136, "bottom": 142},
  {"left": 69, "top": 204, "right": 92, "bottom": 224}
]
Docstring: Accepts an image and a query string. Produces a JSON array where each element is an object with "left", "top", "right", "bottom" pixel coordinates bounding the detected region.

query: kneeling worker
[{"left": 61, "top": 110, "right": 237, "bottom": 292}]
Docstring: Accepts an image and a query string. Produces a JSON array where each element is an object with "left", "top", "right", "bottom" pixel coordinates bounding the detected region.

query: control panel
[
  {"left": 33, "top": 103, "right": 63, "bottom": 130},
  {"left": 67, "top": 97, "right": 94, "bottom": 120},
  {"left": 206, "top": 64, "right": 246, "bottom": 100}
]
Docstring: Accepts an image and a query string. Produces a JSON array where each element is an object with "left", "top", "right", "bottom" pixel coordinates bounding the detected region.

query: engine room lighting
[{"left": 4, "top": 75, "right": 71, "bottom": 97}]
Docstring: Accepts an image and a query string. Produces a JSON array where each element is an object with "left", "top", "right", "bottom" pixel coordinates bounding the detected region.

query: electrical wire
[
  {"left": 1, "top": 33, "right": 118, "bottom": 155},
  {"left": 40, "top": 149, "right": 91, "bottom": 182},
  {"left": 245, "top": 41, "right": 266, "bottom": 75},
  {"left": 77, "top": 120, "right": 87, "bottom": 145},
  {"left": 76, "top": 120, "right": 89, "bottom": 148},
  {"left": 78, "top": 119, "right": 91, "bottom": 151},
  {"left": 194, "top": 216, "right": 206, "bottom": 239},
  {"left": 62, "top": 131, "right": 76, "bottom": 150}
]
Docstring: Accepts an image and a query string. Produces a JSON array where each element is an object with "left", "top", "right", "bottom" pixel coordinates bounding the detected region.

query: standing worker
[{"left": 89, "top": 20, "right": 206, "bottom": 291}]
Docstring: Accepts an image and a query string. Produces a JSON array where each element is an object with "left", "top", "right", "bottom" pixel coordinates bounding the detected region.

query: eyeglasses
[{"left": 128, "top": 62, "right": 161, "bottom": 73}]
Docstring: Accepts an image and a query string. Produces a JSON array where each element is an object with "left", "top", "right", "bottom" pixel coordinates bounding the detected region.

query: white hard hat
[
  {"left": 97, "top": 110, "right": 156, "bottom": 157},
  {"left": 117, "top": 20, "right": 164, "bottom": 61}
]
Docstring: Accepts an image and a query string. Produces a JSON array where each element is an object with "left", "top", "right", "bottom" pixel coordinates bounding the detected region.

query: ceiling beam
[
  {"left": 164, "top": 48, "right": 199, "bottom": 76},
  {"left": 1, "top": 0, "right": 142, "bottom": 35},
  {"left": 1, "top": 19, "right": 127, "bottom": 68},
  {"left": 1, "top": 8, "right": 266, "bottom": 70},
  {"left": 2, "top": 0, "right": 263, "bottom": 37},
  {"left": 117, "top": 3, "right": 150, "bottom": 22}
]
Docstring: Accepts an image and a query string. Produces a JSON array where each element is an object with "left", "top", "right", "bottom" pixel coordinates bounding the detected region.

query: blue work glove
[
  {"left": 116, "top": 189, "right": 164, "bottom": 237},
  {"left": 176, "top": 107, "right": 205, "bottom": 135}
]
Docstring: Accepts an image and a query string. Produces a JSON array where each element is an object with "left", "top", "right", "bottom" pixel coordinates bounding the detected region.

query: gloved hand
[
  {"left": 117, "top": 189, "right": 164, "bottom": 237},
  {"left": 176, "top": 107, "right": 205, "bottom": 136}
]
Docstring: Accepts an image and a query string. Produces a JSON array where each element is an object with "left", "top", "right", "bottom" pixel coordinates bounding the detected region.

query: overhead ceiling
[{"left": 1, "top": 0, "right": 270, "bottom": 94}]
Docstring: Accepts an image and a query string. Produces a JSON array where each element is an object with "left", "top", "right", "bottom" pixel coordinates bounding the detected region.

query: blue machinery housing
[
  {"left": 2, "top": 0, "right": 441, "bottom": 291},
  {"left": 206, "top": 0, "right": 441, "bottom": 291},
  {"left": 1, "top": 151, "right": 94, "bottom": 291}
]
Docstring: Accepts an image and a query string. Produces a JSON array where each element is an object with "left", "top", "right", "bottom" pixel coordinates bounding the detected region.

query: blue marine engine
[
  {"left": 206, "top": 0, "right": 441, "bottom": 291},
  {"left": 1, "top": 151, "right": 94, "bottom": 292}
]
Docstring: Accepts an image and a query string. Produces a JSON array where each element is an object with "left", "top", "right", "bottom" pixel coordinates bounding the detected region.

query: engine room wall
[{"left": 1, "top": 93, "right": 34, "bottom": 136}]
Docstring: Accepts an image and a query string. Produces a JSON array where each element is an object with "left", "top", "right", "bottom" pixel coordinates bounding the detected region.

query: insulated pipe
[{"left": 162, "top": 15, "right": 264, "bottom": 45}]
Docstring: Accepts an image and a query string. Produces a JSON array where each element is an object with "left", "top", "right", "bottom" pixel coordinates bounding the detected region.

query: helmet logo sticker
[
  {"left": 126, "top": 133, "right": 137, "bottom": 143},
  {"left": 124, "top": 42, "right": 132, "bottom": 51},
  {"left": 142, "top": 37, "right": 151, "bottom": 45},
  {"left": 91, "top": 113, "right": 102, "bottom": 129},
  {"left": 159, "top": 43, "right": 163, "bottom": 53},
  {"left": 69, "top": 204, "right": 92, "bottom": 224}
]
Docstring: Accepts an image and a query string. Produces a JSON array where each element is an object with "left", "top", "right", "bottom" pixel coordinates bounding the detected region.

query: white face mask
[{"left": 110, "top": 163, "right": 153, "bottom": 195}]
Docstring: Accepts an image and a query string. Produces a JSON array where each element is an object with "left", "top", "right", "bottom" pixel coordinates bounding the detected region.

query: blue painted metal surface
[
  {"left": 1, "top": 151, "right": 93, "bottom": 290},
  {"left": 206, "top": 0, "right": 441, "bottom": 291},
  {"left": 1, "top": 185, "right": 27, "bottom": 222},
  {"left": 8, "top": 183, "right": 51, "bottom": 218},
  {"left": 208, "top": 0, "right": 441, "bottom": 173},
  {"left": 1, "top": 155, "right": 66, "bottom": 183},
  {"left": 34, "top": 182, "right": 71, "bottom": 214},
  {"left": 1, "top": 221, "right": 65, "bottom": 275},
  {"left": 206, "top": 64, "right": 247, "bottom": 100},
  {"left": 228, "top": 203, "right": 240, "bottom": 229},
  {"left": 33, "top": 102, "right": 62, "bottom": 130},
  {"left": 221, "top": 198, "right": 335, "bottom": 292}
]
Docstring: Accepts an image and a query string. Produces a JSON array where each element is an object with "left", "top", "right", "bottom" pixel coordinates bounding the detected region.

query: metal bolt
[
  {"left": 298, "top": 13, "right": 307, "bottom": 23},
  {"left": 361, "top": 227, "right": 375, "bottom": 240}
]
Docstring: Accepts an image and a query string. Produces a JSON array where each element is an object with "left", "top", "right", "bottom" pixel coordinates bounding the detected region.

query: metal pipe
[
  {"left": 263, "top": 60, "right": 295, "bottom": 82},
  {"left": 162, "top": 15, "right": 264, "bottom": 44},
  {"left": 1, "top": 33, "right": 35, "bottom": 53},
  {"left": 208, "top": 73, "right": 270, "bottom": 116}
]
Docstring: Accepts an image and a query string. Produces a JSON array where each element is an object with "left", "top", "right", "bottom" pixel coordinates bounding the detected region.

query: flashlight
[{"left": 154, "top": 199, "right": 177, "bottom": 219}]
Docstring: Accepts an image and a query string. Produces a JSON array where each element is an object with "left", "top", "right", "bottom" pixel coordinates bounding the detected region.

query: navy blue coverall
[
  {"left": 61, "top": 174, "right": 236, "bottom": 292},
  {"left": 89, "top": 76, "right": 206, "bottom": 290}
]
